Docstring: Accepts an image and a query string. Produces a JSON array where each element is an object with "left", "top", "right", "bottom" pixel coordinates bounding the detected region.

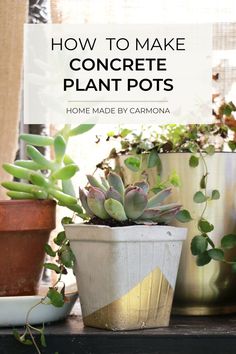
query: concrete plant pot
[{"left": 65, "top": 224, "right": 187, "bottom": 330}]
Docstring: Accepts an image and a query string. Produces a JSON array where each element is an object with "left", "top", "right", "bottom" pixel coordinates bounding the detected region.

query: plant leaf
[
  {"left": 69, "top": 124, "right": 95, "bottom": 136},
  {"left": 198, "top": 219, "right": 214, "bottom": 233},
  {"left": 211, "top": 189, "right": 220, "bottom": 200},
  {"left": 205, "top": 145, "right": 215, "bottom": 156},
  {"left": 221, "top": 234, "right": 236, "bottom": 249},
  {"left": 54, "top": 231, "right": 66, "bottom": 246},
  {"left": 54, "top": 135, "right": 66, "bottom": 162},
  {"left": 104, "top": 198, "right": 127, "bottom": 221},
  {"left": 208, "top": 248, "right": 224, "bottom": 261},
  {"left": 175, "top": 209, "right": 192, "bottom": 223},
  {"left": 51, "top": 164, "right": 79, "bottom": 180},
  {"left": 44, "top": 244, "right": 56, "bottom": 257},
  {"left": 44, "top": 263, "right": 61, "bottom": 274},
  {"left": 147, "top": 188, "right": 171, "bottom": 208},
  {"left": 20, "top": 134, "right": 53, "bottom": 146},
  {"left": 193, "top": 191, "right": 207, "bottom": 203},
  {"left": 189, "top": 155, "right": 199, "bottom": 167},
  {"left": 47, "top": 288, "right": 64, "bottom": 307},
  {"left": 147, "top": 150, "right": 160, "bottom": 169},
  {"left": 124, "top": 156, "right": 140, "bottom": 172},
  {"left": 191, "top": 235, "right": 208, "bottom": 255},
  {"left": 196, "top": 251, "right": 211, "bottom": 266}
]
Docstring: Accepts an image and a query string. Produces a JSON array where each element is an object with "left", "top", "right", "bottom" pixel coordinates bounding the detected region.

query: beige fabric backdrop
[{"left": 0, "top": 0, "right": 28, "bottom": 199}]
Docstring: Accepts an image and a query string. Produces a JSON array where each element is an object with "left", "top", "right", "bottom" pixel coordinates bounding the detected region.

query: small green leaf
[
  {"left": 44, "top": 244, "right": 56, "bottom": 257},
  {"left": 59, "top": 245, "right": 76, "bottom": 268},
  {"left": 54, "top": 231, "right": 66, "bottom": 246},
  {"left": 47, "top": 288, "right": 64, "bottom": 307},
  {"left": 20, "top": 134, "right": 53, "bottom": 146},
  {"left": 27, "top": 145, "right": 52, "bottom": 169},
  {"left": 120, "top": 128, "right": 132, "bottom": 138},
  {"left": 40, "top": 331, "right": 47, "bottom": 348},
  {"left": 205, "top": 145, "right": 215, "bottom": 156},
  {"left": 104, "top": 198, "right": 127, "bottom": 221},
  {"left": 208, "top": 248, "right": 224, "bottom": 261},
  {"left": 124, "top": 156, "right": 141, "bottom": 172},
  {"left": 211, "top": 189, "right": 220, "bottom": 200},
  {"left": 30, "top": 173, "right": 48, "bottom": 188},
  {"left": 61, "top": 217, "right": 73, "bottom": 225},
  {"left": 191, "top": 235, "right": 208, "bottom": 255},
  {"left": 13, "top": 329, "right": 33, "bottom": 346},
  {"left": 147, "top": 150, "right": 160, "bottom": 169},
  {"left": 196, "top": 251, "right": 211, "bottom": 266},
  {"left": 3, "top": 163, "right": 31, "bottom": 180},
  {"left": 69, "top": 124, "right": 95, "bottom": 136},
  {"left": 189, "top": 155, "right": 199, "bottom": 167},
  {"left": 193, "top": 191, "right": 207, "bottom": 203},
  {"left": 54, "top": 135, "right": 66, "bottom": 162},
  {"left": 221, "top": 234, "right": 236, "bottom": 249},
  {"left": 7, "top": 191, "right": 35, "bottom": 199},
  {"left": 14, "top": 160, "right": 41, "bottom": 170},
  {"left": 48, "top": 189, "right": 77, "bottom": 205},
  {"left": 169, "top": 170, "right": 181, "bottom": 187},
  {"left": 175, "top": 209, "right": 192, "bottom": 223},
  {"left": 228, "top": 141, "right": 236, "bottom": 152},
  {"left": 198, "top": 219, "right": 214, "bottom": 233},
  {"left": 44, "top": 263, "right": 61, "bottom": 274},
  {"left": 51, "top": 164, "right": 79, "bottom": 180},
  {"left": 200, "top": 175, "right": 207, "bottom": 189}
]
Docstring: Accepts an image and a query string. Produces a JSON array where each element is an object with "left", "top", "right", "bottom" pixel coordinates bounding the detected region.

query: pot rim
[
  {"left": 0, "top": 199, "right": 56, "bottom": 206},
  {"left": 64, "top": 223, "right": 187, "bottom": 242}
]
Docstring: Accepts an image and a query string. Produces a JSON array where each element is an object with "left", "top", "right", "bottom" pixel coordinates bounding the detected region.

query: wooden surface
[{"left": 1, "top": 312, "right": 236, "bottom": 354}]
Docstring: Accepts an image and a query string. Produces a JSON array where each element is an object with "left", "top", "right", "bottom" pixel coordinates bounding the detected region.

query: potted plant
[
  {"left": 0, "top": 124, "right": 93, "bottom": 297},
  {"left": 64, "top": 172, "right": 187, "bottom": 330},
  {"left": 95, "top": 100, "right": 236, "bottom": 316}
]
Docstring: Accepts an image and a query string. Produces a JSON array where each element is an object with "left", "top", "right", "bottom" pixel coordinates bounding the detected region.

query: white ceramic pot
[{"left": 65, "top": 224, "right": 187, "bottom": 330}]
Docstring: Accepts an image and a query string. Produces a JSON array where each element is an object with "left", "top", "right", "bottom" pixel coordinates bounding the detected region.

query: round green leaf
[
  {"left": 47, "top": 288, "right": 64, "bottom": 307},
  {"left": 175, "top": 209, "right": 192, "bottom": 223},
  {"left": 205, "top": 145, "right": 215, "bottom": 156},
  {"left": 196, "top": 251, "right": 211, "bottom": 266},
  {"left": 193, "top": 191, "right": 207, "bottom": 203},
  {"left": 54, "top": 231, "right": 66, "bottom": 246},
  {"left": 228, "top": 141, "right": 236, "bottom": 152},
  {"left": 221, "top": 234, "right": 236, "bottom": 249},
  {"left": 211, "top": 189, "right": 220, "bottom": 200},
  {"left": 198, "top": 219, "right": 214, "bottom": 233},
  {"left": 189, "top": 155, "right": 199, "bottom": 167},
  {"left": 191, "top": 235, "right": 208, "bottom": 255},
  {"left": 208, "top": 248, "right": 224, "bottom": 261}
]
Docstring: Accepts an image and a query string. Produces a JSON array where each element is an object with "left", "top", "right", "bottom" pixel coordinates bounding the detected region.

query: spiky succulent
[{"left": 79, "top": 172, "right": 182, "bottom": 225}]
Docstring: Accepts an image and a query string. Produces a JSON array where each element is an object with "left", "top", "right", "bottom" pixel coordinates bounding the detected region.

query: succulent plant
[
  {"left": 79, "top": 172, "right": 182, "bottom": 225},
  {"left": 1, "top": 124, "right": 94, "bottom": 217}
]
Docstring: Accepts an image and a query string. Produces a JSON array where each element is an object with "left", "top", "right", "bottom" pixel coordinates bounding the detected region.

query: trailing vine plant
[
  {"left": 13, "top": 216, "right": 77, "bottom": 354},
  {"left": 189, "top": 147, "right": 236, "bottom": 270}
]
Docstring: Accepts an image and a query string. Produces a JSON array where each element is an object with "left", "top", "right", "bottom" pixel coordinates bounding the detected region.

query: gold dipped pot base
[{"left": 83, "top": 267, "right": 174, "bottom": 331}]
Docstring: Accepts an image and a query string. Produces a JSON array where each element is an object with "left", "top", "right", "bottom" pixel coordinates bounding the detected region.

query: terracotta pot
[{"left": 0, "top": 199, "right": 56, "bottom": 296}]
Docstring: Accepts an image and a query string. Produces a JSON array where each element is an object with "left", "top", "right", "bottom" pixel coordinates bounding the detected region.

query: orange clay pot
[{"left": 0, "top": 199, "right": 56, "bottom": 296}]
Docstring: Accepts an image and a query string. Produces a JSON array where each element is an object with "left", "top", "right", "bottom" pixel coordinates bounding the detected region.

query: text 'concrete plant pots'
[
  {"left": 0, "top": 199, "right": 56, "bottom": 296},
  {"left": 65, "top": 224, "right": 187, "bottom": 330}
]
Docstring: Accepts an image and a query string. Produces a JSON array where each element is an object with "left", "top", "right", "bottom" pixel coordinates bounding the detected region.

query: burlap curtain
[{"left": 0, "top": 0, "right": 28, "bottom": 199}]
